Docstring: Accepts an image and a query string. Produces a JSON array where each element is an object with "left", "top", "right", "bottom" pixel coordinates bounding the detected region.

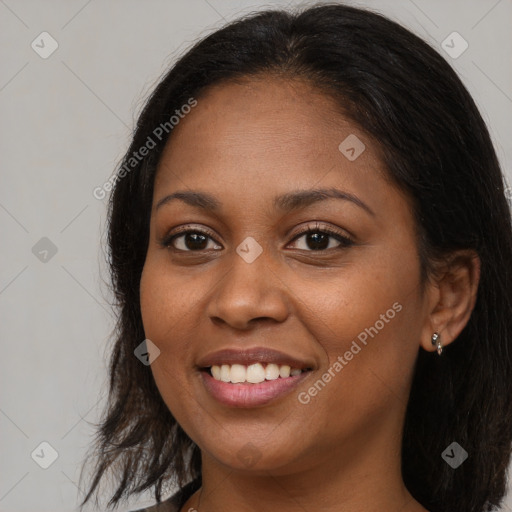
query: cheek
[
  {"left": 140, "top": 255, "right": 204, "bottom": 344},
  {"left": 304, "top": 254, "right": 417, "bottom": 352},
  {"left": 141, "top": 258, "right": 181, "bottom": 328},
  {"left": 139, "top": 262, "right": 190, "bottom": 388},
  {"left": 301, "top": 254, "right": 422, "bottom": 414},
  {"left": 139, "top": 258, "right": 211, "bottom": 419}
]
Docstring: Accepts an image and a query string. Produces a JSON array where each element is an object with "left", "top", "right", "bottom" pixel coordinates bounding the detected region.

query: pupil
[
  {"left": 186, "top": 233, "right": 207, "bottom": 250},
  {"left": 308, "top": 232, "right": 328, "bottom": 250}
]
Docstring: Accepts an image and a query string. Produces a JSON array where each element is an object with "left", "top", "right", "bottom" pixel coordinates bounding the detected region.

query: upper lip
[{"left": 196, "top": 347, "right": 314, "bottom": 370}]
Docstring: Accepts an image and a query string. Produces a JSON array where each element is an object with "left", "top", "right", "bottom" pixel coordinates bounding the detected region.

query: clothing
[{"left": 129, "top": 479, "right": 201, "bottom": 512}]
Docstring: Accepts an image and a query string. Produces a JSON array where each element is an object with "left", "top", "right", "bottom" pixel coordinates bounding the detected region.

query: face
[{"left": 140, "top": 77, "right": 429, "bottom": 476}]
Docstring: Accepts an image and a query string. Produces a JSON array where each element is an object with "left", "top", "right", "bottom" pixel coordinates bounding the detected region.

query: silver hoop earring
[{"left": 431, "top": 332, "right": 443, "bottom": 356}]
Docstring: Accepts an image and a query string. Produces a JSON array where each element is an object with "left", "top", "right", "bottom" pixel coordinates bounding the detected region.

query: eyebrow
[{"left": 155, "top": 187, "right": 375, "bottom": 217}]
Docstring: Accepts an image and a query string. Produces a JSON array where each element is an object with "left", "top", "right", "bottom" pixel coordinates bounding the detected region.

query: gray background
[{"left": 1, "top": 0, "right": 511, "bottom": 511}]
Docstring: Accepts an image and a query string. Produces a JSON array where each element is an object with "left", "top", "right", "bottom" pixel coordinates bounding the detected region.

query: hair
[{"left": 78, "top": 3, "right": 512, "bottom": 512}]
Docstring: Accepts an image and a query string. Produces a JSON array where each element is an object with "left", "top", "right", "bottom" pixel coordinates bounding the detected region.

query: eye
[
  {"left": 287, "top": 222, "right": 354, "bottom": 251},
  {"left": 161, "top": 222, "right": 354, "bottom": 253},
  {"left": 161, "top": 226, "right": 222, "bottom": 252}
]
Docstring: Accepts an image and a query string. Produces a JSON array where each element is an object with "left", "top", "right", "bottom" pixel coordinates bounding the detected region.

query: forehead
[
  {"left": 159, "top": 77, "right": 362, "bottom": 164},
  {"left": 153, "top": 77, "right": 410, "bottom": 223}
]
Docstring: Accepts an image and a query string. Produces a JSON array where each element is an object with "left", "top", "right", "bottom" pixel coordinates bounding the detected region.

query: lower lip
[{"left": 200, "top": 370, "right": 311, "bottom": 408}]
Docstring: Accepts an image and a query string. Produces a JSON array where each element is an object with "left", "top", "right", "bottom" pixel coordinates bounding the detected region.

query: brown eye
[
  {"left": 288, "top": 223, "right": 354, "bottom": 251},
  {"left": 162, "top": 227, "right": 222, "bottom": 252}
]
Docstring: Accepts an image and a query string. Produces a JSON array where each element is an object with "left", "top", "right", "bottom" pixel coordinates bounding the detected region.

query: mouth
[
  {"left": 200, "top": 368, "right": 312, "bottom": 408},
  {"left": 196, "top": 347, "right": 314, "bottom": 407},
  {"left": 203, "top": 362, "right": 311, "bottom": 383}
]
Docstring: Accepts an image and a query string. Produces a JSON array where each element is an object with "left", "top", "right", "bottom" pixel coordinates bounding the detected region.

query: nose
[{"left": 206, "top": 245, "right": 290, "bottom": 331}]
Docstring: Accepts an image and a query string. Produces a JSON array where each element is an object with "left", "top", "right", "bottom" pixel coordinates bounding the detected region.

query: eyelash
[{"left": 160, "top": 222, "right": 354, "bottom": 253}]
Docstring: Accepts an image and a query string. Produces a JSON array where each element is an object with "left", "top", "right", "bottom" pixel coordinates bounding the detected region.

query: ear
[{"left": 420, "top": 250, "right": 480, "bottom": 353}]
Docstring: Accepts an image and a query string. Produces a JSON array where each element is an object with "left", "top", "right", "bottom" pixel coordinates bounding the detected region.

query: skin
[{"left": 139, "top": 76, "right": 480, "bottom": 512}]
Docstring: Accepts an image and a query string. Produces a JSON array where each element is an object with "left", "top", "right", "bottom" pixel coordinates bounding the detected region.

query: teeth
[
  {"left": 220, "top": 364, "right": 230, "bottom": 382},
  {"left": 230, "top": 364, "right": 246, "bottom": 383},
  {"left": 265, "top": 363, "right": 280, "bottom": 380},
  {"left": 246, "top": 363, "right": 266, "bottom": 383},
  {"left": 211, "top": 365, "right": 221, "bottom": 380},
  {"left": 279, "top": 365, "right": 290, "bottom": 378},
  {"left": 209, "top": 363, "right": 306, "bottom": 383}
]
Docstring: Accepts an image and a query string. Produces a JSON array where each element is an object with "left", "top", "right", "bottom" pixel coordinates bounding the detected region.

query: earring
[{"left": 431, "top": 332, "right": 443, "bottom": 356}]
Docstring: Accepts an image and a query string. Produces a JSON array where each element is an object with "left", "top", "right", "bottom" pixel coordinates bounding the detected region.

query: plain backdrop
[{"left": 1, "top": 1, "right": 511, "bottom": 511}]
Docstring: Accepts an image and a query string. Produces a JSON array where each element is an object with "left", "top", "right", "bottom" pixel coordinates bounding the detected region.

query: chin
[{"left": 198, "top": 432, "right": 310, "bottom": 475}]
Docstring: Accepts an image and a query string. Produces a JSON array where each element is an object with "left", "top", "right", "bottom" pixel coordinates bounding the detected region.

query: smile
[
  {"left": 209, "top": 363, "right": 308, "bottom": 384},
  {"left": 196, "top": 347, "right": 314, "bottom": 407}
]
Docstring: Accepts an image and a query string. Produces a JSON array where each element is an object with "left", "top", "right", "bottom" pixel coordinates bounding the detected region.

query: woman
[{"left": 79, "top": 3, "right": 512, "bottom": 512}]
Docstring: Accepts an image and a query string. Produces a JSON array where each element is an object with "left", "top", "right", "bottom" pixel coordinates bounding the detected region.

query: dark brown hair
[{"left": 79, "top": 4, "right": 512, "bottom": 512}]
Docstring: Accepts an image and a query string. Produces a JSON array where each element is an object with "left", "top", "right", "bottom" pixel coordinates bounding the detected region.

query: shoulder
[{"left": 128, "top": 479, "right": 201, "bottom": 512}]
